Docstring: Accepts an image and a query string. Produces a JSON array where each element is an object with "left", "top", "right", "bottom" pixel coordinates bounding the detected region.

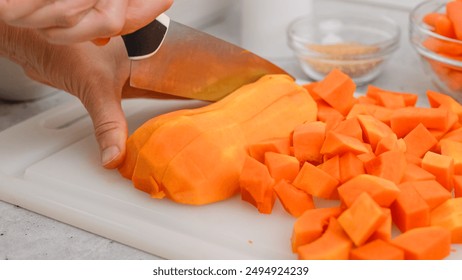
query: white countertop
[{"left": 0, "top": 1, "right": 439, "bottom": 259}]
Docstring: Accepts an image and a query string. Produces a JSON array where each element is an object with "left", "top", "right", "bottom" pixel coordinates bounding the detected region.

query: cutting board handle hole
[{"left": 40, "top": 105, "right": 90, "bottom": 130}]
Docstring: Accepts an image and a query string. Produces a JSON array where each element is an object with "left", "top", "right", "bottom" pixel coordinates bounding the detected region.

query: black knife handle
[{"left": 122, "top": 13, "right": 170, "bottom": 60}]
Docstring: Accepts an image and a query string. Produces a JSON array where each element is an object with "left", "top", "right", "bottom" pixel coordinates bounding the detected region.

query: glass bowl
[
  {"left": 287, "top": 13, "right": 400, "bottom": 85},
  {"left": 410, "top": 0, "right": 462, "bottom": 102}
]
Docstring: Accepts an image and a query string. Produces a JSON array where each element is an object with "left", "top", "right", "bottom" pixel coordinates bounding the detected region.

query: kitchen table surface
[{"left": 0, "top": 1, "right": 439, "bottom": 259}]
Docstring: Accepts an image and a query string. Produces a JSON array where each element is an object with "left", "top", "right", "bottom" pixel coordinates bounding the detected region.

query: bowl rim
[
  {"left": 409, "top": 0, "right": 462, "bottom": 68},
  {"left": 409, "top": 0, "right": 462, "bottom": 45},
  {"left": 287, "top": 13, "right": 401, "bottom": 59}
]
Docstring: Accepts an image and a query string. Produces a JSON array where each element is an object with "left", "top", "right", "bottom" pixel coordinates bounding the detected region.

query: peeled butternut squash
[{"left": 119, "top": 74, "right": 317, "bottom": 205}]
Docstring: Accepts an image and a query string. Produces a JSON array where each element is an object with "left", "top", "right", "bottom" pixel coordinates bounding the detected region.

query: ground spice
[{"left": 303, "top": 42, "right": 382, "bottom": 78}]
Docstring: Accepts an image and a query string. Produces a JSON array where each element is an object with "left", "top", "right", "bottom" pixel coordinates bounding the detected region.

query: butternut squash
[
  {"left": 447, "top": 0, "right": 462, "bottom": 40},
  {"left": 240, "top": 155, "right": 276, "bottom": 214},
  {"left": 337, "top": 192, "right": 387, "bottom": 246},
  {"left": 338, "top": 152, "right": 365, "bottom": 183},
  {"left": 369, "top": 208, "right": 392, "bottom": 242},
  {"left": 293, "top": 161, "right": 340, "bottom": 199},
  {"left": 118, "top": 67, "right": 462, "bottom": 259},
  {"left": 364, "top": 150, "right": 407, "bottom": 184},
  {"left": 273, "top": 180, "right": 315, "bottom": 217},
  {"left": 291, "top": 207, "right": 343, "bottom": 252},
  {"left": 292, "top": 121, "right": 326, "bottom": 164},
  {"left": 391, "top": 183, "right": 430, "bottom": 232},
  {"left": 390, "top": 226, "right": 451, "bottom": 260},
  {"left": 247, "top": 137, "right": 291, "bottom": 163},
  {"left": 366, "top": 85, "right": 418, "bottom": 107},
  {"left": 350, "top": 239, "right": 404, "bottom": 260},
  {"left": 119, "top": 74, "right": 317, "bottom": 205},
  {"left": 337, "top": 174, "right": 400, "bottom": 208},
  {"left": 422, "top": 151, "right": 455, "bottom": 192},
  {"left": 311, "top": 68, "right": 356, "bottom": 116},
  {"left": 297, "top": 217, "right": 353, "bottom": 260},
  {"left": 431, "top": 198, "right": 462, "bottom": 243},
  {"left": 403, "top": 123, "right": 437, "bottom": 158},
  {"left": 318, "top": 155, "right": 341, "bottom": 182}
]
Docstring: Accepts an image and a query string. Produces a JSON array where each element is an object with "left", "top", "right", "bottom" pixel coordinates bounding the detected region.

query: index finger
[
  {"left": 0, "top": 0, "right": 49, "bottom": 23},
  {"left": 5, "top": 0, "right": 98, "bottom": 29},
  {"left": 36, "top": 0, "right": 128, "bottom": 44},
  {"left": 120, "top": 0, "right": 173, "bottom": 35}
]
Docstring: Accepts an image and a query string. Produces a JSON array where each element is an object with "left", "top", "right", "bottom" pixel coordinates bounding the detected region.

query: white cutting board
[
  {"left": 0, "top": 97, "right": 299, "bottom": 259},
  {"left": 0, "top": 96, "right": 461, "bottom": 259}
]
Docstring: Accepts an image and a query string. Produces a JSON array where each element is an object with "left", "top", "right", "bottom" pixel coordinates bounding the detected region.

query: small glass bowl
[
  {"left": 287, "top": 13, "right": 400, "bottom": 85},
  {"left": 410, "top": 0, "right": 462, "bottom": 102}
]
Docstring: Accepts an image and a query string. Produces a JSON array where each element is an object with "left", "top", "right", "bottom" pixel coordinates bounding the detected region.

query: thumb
[{"left": 86, "top": 99, "right": 128, "bottom": 169}]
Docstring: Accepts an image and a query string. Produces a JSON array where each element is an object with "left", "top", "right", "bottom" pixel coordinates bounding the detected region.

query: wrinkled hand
[
  {"left": 27, "top": 36, "right": 169, "bottom": 168},
  {"left": 0, "top": 0, "right": 173, "bottom": 169},
  {"left": 0, "top": 0, "right": 173, "bottom": 44},
  {"left": 1, "top": 23, "right": 173, "bottom": 169}
]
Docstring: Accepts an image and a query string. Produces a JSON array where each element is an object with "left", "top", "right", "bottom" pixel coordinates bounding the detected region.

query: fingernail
[{"left": 102, "top": 146, "right": 120, "bottom": 166}]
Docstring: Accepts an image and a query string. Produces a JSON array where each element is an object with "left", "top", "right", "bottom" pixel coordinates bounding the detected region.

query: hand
[
  {"left": 26, "top": 36, "right": 159, "bottom": 169},
  {"left": 0, "top": 0, "right": 173, "bottom": 44},
  {"left": 1, "top": 22, "right": 174, "bottom": 168},
  {"left": 0, "top": 0, "right": 173, "bottom": 169}
]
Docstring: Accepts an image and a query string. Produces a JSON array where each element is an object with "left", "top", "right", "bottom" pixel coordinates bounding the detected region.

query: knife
[{"left": 121, "top": 13, "right": 290, "bottom": 101}]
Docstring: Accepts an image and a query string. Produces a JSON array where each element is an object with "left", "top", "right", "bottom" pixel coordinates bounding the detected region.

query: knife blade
[{"left": 122, "top": 13, "right": 290, "bottom": 101}]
